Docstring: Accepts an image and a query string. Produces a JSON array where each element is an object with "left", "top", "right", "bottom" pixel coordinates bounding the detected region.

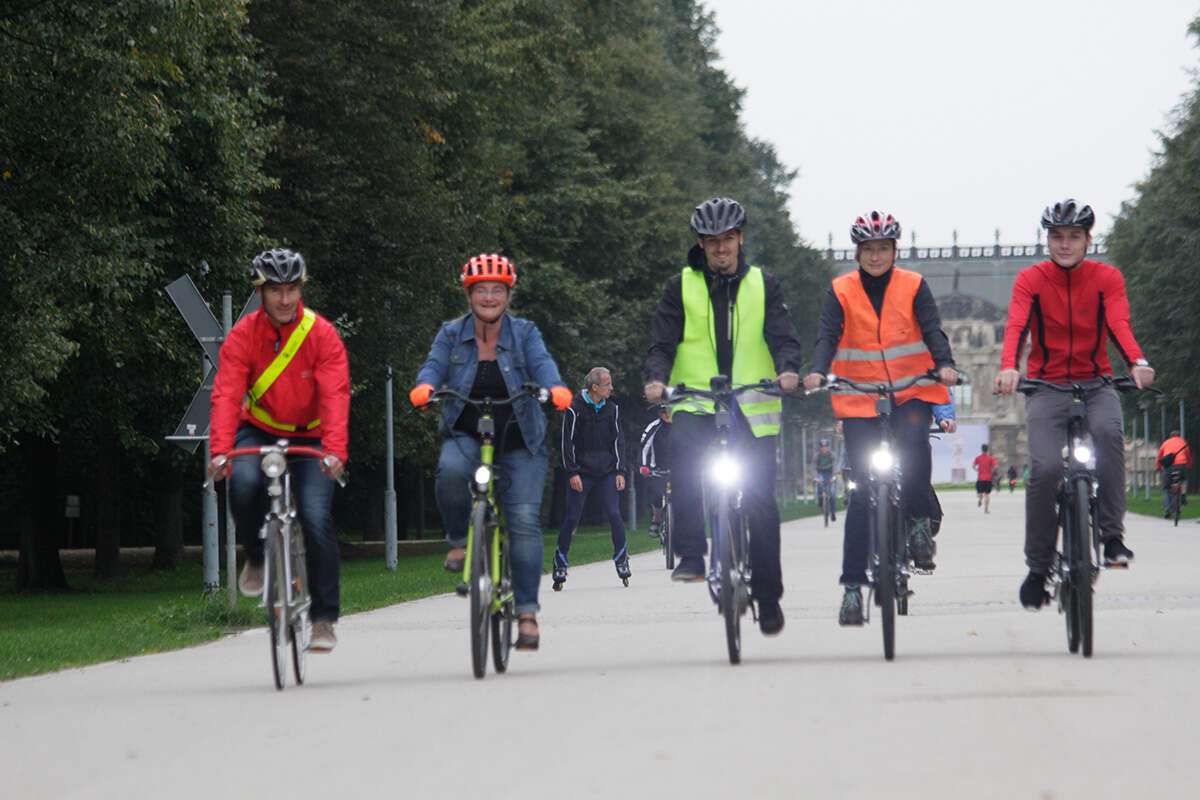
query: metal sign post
[
  {"left": 384, "top": 367, "right": 398, "bottom": 571},
  {"left": 165, "top": 274, "right": 259, "bottom": 595},
  {"left": 222, "top": 291, "right": 237, "bottom": 608}
]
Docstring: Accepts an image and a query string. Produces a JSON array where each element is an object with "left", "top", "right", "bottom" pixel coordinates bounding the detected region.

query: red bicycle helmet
[
  {"left": 461, "top": 253, "right": 517, "bottom": 289},
  {"left": 849, "top": 210, "right": 901, "bottom": 245}
]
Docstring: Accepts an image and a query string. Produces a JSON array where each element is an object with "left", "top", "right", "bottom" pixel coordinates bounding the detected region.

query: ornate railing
[{"left": 826, "top": 243, "right": 1108, "bottom": 262}]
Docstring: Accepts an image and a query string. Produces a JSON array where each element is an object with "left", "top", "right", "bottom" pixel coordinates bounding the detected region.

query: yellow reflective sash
[{"left": 246, "top": 308, "right": 320, "bottom": 432}]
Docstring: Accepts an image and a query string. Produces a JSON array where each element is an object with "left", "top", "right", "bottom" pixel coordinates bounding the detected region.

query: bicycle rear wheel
[
  {"left": 468, "top": 499, "right": 491, "bottom": 679},
  {"left": 491, "top": 529, "right": 513, "bottom": 674},
  {"left": 290, "top": 527, "right": 309, "bottom": 686},
  {"left": 875, "top": 483, "right": 896, "bottom": 661},
  {"left": 822, "top": 489, "right": 830, "bottom": 527},
  {"left": 265, "top": 521, "right": 289, "bottom": 691},
  {"left": 1073, "top": 477, "right": 1094, "bottom": 658},
  {"left": 1173, "top": 492, "right": 1181, "bottom": 527},
  {"left": 717, "top": 504, "right": 741, "bottom": 665}
]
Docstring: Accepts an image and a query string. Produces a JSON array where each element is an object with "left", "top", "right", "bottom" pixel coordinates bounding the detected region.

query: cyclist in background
[
  {"left": 1156, "top": 430, "right": 1191, "bottom": 517},
  {"left": 639, "top": 406, "right": 672, "bottom": 539},
  {"left": 1006, "top": 464, "right": 1018, "bottom": 493},
  {"left": 813, "top": 439, "right": 837, "bottom": 522}
]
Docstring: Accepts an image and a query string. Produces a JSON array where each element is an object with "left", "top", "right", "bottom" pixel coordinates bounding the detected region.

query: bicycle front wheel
[
  {"left": 290, "top": 527, "right": 310, "bottom": 686},
  {"left": 265, "top": 521, "right": 289, "bottom": 691},
  {"left": 663, "top": 500, "right": 675, "bottom": 571},
  {"left": 822, "top": 490, "right": 831, "bottom": 527},
  {"left": 717, "top": 505, "right": 741, "bottom": 665},
  {"left": 1173, "top": 492, "right": 1182, "bottom": 527},
  {"left": 468, "top": 499, "right": 492, "bottom": 679},
  {"left": 875, "top": 483, "right": 896, "bottom": 662},
  {"left": 1073, "top": 477, "right": 1094, "bottom": 658}
]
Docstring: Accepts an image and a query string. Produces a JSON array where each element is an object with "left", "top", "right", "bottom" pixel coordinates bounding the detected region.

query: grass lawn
[
  {"left": 1125, "top": 490, "right": 1200, "bottom": 522},
  {"left": 1, "top": 501, "right": 822, "bottom": 682}
]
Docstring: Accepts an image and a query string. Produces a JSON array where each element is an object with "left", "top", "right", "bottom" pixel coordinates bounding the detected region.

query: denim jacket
[{"left": 415, "top": 312, "right": 565, "bottom": 453}]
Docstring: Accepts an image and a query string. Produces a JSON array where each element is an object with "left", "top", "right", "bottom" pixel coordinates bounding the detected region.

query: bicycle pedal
[
  {"left": 1103, "top": 562, "right": 1130, "bottom": 570},
  {"left": 454, "top": 582, "right": 468, "bottom": 596}
]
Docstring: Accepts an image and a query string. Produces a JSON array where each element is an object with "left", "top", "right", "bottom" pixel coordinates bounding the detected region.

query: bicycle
[
  {"left": 427, "top": 383, "right": 550, "bottom": 679},
  {"left": 640, "top": 466, "right": 674, "bottom": 570},
  {"left": 809, "top": 369, "right": 963, "bottom": 661},
  {"left": 1165, "top": 466, "right": 1186, "bottom": 527},
  {"left": 816, "top": 473, "right": 835, "bottom": 527},
  {"left": 212, "top": 441, "right": 345, "bottom": 690},
  {"left": 663, "top": 376, "right": 783, "bottom": 665},
  {"left": 1017, "top": 376, "right": 1159, "bottom": 657}
]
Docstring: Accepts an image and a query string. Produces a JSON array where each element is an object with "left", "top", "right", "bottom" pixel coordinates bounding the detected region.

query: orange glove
[
  {"left": 409, "top": 384, "right": 434, "bottom": 408},
  {"left": 550, "top": 386, "right": 573, "bottom": 411}
]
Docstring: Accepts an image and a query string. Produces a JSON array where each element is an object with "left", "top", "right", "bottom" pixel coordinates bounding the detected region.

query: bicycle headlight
[
  {"left": 473, "top": 465, "right": 492, "bottom": 487},
  {"left": 870, "top": 446, "right": 894, "bottom": 473},
  {"left": 261, "top": 452, "right": 287, "bottom": 479},
  {"left": 1072, "top": 444, "right": 1092, "bottom": 464},
  {"left": 846, "top": 480, "right": 857, "bottom": 492},
  {"left": 710, "top": 454, "right": 741, "bottom": 486}
]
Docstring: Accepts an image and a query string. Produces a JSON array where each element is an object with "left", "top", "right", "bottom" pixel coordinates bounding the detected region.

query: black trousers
[
  {"left": 840, "top": 400, "right": 932, "bottom": 585},
  {"left": 556, "top": 472, "right": 627, "bottom": 560},
  {"left": 669, "top": 412, "right": 783, "bottom": 603}
]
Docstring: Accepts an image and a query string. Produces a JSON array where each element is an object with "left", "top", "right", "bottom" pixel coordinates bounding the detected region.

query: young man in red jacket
[
  {"left": 994, "top": 200, "right": 1155, "bottom": 609},
  {"left": 207, "top": 248, "right": 350, "bottom": 651}
]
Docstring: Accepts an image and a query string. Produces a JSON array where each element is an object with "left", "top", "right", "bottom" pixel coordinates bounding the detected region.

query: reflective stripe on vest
[
  {"left": 829, "top": 268, "right": 949, "bottom": 419},
  {"left": 246, "top": 307, "right": 321, "bottom": 432},
  {"left": 667, "top": 267, "right": 781, "bottom": 437}
]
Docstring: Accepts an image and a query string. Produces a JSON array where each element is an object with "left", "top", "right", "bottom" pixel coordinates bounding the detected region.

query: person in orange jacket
[
  {"left": 409, "top": 254, "right": 572, "bottom": 651},
  {"left": 208, "top": 248, "right": 350, "bottom": 653},
  {"left": 804, "top": 211, "right": 959, "bottom": 626},
  {"left": 1157, "top": 430, "right": 1191, "bottom": 516}
]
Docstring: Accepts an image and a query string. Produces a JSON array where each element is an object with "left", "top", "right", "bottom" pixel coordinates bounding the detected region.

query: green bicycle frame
[{"left": 460, "top": 432, "right": 512, "bottom": 613}]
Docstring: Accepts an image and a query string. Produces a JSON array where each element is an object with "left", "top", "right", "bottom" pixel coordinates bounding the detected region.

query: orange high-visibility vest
[{"left": 829, "top": 268, "right": 949, "bottom": 419}]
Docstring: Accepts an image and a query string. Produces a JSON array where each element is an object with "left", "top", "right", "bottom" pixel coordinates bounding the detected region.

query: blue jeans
[
  {"left": 435, "top": 434, "right": 548, "bottom": 615},
  {"left": 229, "top": 425, "right": 340, "bottom": 622}
]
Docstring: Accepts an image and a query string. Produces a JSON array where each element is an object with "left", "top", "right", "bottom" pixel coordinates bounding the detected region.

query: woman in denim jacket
[{"left": 410, "top": 254, "right": 572, "bottom": 650}]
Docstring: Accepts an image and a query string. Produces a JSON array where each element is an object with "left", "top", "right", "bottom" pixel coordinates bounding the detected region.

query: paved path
[{"left": 5, "top": 490, "right": 1200, "bottom": 799}]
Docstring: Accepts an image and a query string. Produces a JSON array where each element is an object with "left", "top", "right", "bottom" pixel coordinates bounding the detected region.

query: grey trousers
[{"left": 1024, "top": 382, "right": 1125, "bottom": 572}]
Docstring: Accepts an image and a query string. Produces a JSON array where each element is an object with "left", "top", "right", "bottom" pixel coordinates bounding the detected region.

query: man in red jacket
[
  {"left": 207, "top": 248, "right": 350, "bottom": 651},
  {"left": 1157, "top": 431, "right": 1191, "bottom": 516},
  {"left": 995, "top": 200, "right": 1154, "bottom": 610}
]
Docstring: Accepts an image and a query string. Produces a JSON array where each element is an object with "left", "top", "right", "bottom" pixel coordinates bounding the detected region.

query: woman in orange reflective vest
[{"left": 803, "top": 211, "right": 959, "bottom": 626}]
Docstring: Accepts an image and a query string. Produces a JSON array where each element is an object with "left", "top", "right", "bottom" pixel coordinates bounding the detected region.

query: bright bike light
[
  {"left": 710, "top": 454, "right": 741, "bottom": 486},
  {"left": 473, "top": 465, "right": 492, "bottom": 486},
  {"left": 870, "top": 446, "right": 894, "bottom": 473},
  {"left": 261, "top": 452, "right": 287, "bottom": 479},
  {"left": 1073, "top": 445, "right": 1092, "bottom": 464},
  {"left": 846, "top": 480, "right": 858, "bottom": 492}
]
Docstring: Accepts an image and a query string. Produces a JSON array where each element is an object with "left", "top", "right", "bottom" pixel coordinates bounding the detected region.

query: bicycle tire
[
  {"left": 266, "top": 520, "right": 289, "bottom": 691},
  {"left": 717, "top": 503, "right": 740, "bottom": 665},
  {"left": 664, "top": 500, "right": 675, "bottom": 571},
  {"left": 290, "top": 524, "right": 309, "bottom": 686},
  {"left": 875, "top": 483, "right": 896, "bottom": 661},
  {"left": 822, "top": 489, "right": 830, "bottom": 528},
  {"left": 468, "top": 499, "right": 491, "bottom": 679},
  {"left": 1073, "top": 477, "right": 1094, "bottom": 658},
  {"left": 491, "top": 529, "right": 513, "bottom": 674},
  {"left": 1173, "top": 492, "right": 1181, "bottom": 527}
]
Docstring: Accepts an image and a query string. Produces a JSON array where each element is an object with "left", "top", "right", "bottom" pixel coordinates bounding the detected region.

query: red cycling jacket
[
  {"left": 1157, "top": 436, "right": 1192, "bottom": 469},
  {"left": 1001, "top": 260, "right": 1145, "bottom": 383},
  {"left": 210, "top": 301, "right": 351, "bottom": 461}
]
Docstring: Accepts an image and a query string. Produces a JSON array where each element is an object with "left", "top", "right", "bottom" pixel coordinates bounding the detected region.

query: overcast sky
[{"left": 703, "top": 1, "right": 1199, "bottom": 249}]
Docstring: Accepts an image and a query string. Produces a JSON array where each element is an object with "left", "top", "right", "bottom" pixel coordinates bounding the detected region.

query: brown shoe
[
  {"left": 443, "top": 547, "right": 466, "bottom": 572},
  {"left": 515, "top": 615, "right": 539, "bottom": 651},
  {"left": 237, "top": 559, "right": 264, "bottom": 597}
]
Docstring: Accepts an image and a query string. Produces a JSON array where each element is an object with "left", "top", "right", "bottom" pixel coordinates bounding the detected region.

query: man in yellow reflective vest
[
  {"left": 644, "top": 197, "right": 803, "bottom": 636},
  {"left": 208, "top": 248, "right": 350, "bottom": 652},
  {"left": 803, "top": 211, "right": 959, "bottom": 627}
]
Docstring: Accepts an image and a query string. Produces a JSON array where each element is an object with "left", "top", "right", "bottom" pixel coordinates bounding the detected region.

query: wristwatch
[{"left": 1134, "top": 358, "right": 1151, "bottom": 368}]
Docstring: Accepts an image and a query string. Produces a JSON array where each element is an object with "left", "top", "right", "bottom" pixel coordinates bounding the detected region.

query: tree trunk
[
  {"left": 93, "top": 435, "right": 121, "bottom": 578},
  {"left": 152, "top": 483, "right": 183, "bottom": 570},
  {"left": 15, "top": 436, "right": 68, "bottom": 590}
]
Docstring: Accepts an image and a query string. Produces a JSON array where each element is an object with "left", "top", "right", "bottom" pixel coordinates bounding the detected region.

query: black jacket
[
  {"left": 644, "top": 247, "right": 804, "bottom": 384},
  {"left": 561, "top": 391, "right": 625, "bottom": 477},
  {"left": 809, "top": 266, "right": 955, "bottom": 376}
]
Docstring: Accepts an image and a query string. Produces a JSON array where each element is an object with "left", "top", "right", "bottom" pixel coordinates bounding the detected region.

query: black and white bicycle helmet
[
  {"left": 691, "top": 197, "right": 747, "bottom": 236},
  {"left": 1040, "top": 198, "right": 1095, "bottom": 231},
  {"left": 250, "top": 248, "right": 307, "bottom": 285}
]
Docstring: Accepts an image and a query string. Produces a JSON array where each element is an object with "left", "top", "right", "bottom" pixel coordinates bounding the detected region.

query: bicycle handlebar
[
  {"left": 214, "top": 444, "right": 347, "bottom": 487},
  {"left": 428, "top": 383, "right": 550, "bottom": 409},
  {"left": 1016, "top": 375, "right": 1162, "bottom": 397},
  {"left": 806, "top": 369, "right": 966, "bottom": 397},
  {"left": 661, "top": 378, "right": 784, "bottom": 409}
]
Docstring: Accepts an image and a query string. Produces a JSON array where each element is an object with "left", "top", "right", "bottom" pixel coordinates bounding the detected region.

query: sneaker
[
  {"left": 908, "top": 517, "right": 936, "bottom": 570},
  {"left": 671, "top": 556, "right": 706, "bottom": 582},
  {"left": 1103, "top": 538, "right": 1134, "bottom": 567},
  {"left": 758, "top": 600, "right": 785, "bottom": 636},
  {"left": 237, "top": 558, "right": 264, "bottom": 597},
  {"left": 838, "top": 585, "right": 864, "bottom": 626},
  {"left": 309, "top": 620, "right": 337, "bottom": 652},
  {"left": 1019, "top": 571, "right": 1050, "bottom": 610}
]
